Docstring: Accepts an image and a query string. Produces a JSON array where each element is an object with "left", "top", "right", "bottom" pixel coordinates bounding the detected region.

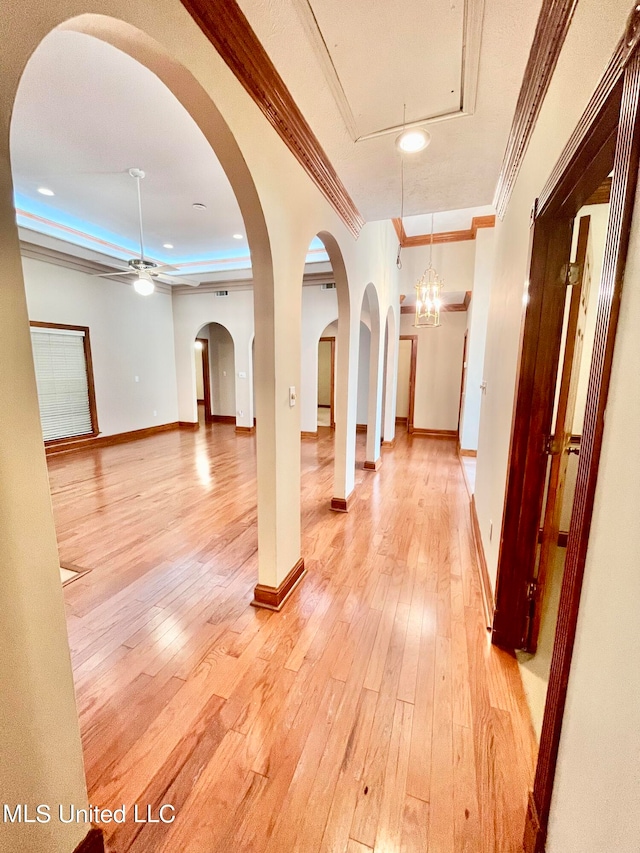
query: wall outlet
[
  {"left": 238, "top": 410, "right": 243, "bottom": 417},
  {"left": 153, "top": 410, "right": 157, "bottom": 417},
  {"left": 135, "top": 375, "right": 139, "bottom": 383}
]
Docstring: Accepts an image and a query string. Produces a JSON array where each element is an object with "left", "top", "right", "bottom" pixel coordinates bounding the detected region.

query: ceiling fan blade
[
  {"left": 91, "top": 270, "right": 132, "bottom": 277},
  {"left": 152, "top": 271, "right": 197, "bottom": 286},
  {"left": 151, "top": 263, "right": 180, "bottom": 274}
]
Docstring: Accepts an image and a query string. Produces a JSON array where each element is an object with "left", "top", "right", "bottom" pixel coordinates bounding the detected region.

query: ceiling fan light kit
[{"left": 133, "top": 274, "right": 155, "bottom": 296}]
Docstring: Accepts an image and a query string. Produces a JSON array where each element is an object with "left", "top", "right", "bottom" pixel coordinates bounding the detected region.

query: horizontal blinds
[{"left": 30, "top": 327, "right": 93, "bottom": 441}]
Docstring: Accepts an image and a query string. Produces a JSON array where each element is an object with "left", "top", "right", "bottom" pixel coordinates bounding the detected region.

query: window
[{"left": 30, "top": 322, "right": 99, "bottom": 443}]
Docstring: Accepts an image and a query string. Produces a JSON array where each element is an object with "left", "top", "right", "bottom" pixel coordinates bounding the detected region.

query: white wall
[
  {"left": 299, "top": 284, "right": 338, "bottom": 431},
  {"left": 459, "top": 227, "right": 496, "bottom": 450},
  {"left": 400, "top": 311, "right": 467, "bottom": 431},
  {"left": 207, "top": 321, "right": 236, "bottom": 416},
  {"left": 23, "top": 257, "right": 179, "bottom": 436}
]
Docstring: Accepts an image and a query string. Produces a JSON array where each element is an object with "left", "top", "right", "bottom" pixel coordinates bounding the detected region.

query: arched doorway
[
  {"left": 194, "top": 322, "right": 237, "bottom": 425},
  {"left": 2, "top": 15, "right": 273, "bottom": 853}
]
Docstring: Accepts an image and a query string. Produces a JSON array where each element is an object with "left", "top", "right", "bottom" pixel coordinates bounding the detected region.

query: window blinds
[{"left": 30, "top": 327, "right": 93, "bottom": 442}]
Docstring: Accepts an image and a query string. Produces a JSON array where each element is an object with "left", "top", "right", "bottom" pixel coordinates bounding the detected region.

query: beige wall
[
  {"left": 396, "top": 338, "right": 412, "bottom": 419},
  {"left": 400, "top": 312, "right": 467, "bottom": 431}
]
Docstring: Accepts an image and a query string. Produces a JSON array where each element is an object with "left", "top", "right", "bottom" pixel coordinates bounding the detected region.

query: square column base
[
  {"left": 251, "top": 558, "right": 306, "bottom": 611},
  {"left": 363, "top": 457, "right": 382, "bottom": 471},
  {"left": 330, "top": 490, "right": 355, "bottom": 512}
]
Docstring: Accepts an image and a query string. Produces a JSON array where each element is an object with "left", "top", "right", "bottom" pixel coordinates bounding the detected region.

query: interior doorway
[
  {"left": 318, "top": 335, "right": 335, "bottom": 428},
  {"left": 396, "top": 335, "right": 417, "bottom": 433},
  {"left": 517, "top": 200, "right": 611, "bottom": 736},
  {"left": 194, "top": 322, "right": 236, "bottom": 425},
  {"left": 194, "top": 337, "right": 212, "bottom": 423}
]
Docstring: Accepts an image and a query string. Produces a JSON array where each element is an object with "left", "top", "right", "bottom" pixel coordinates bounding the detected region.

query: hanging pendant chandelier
[{"left": 414, "top": 214, "right": 443, "bottom": 328}]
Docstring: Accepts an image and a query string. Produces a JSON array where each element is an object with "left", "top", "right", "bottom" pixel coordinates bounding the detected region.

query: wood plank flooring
[{"left": 49, "top": 424, "right": 537, "bottom": 852}]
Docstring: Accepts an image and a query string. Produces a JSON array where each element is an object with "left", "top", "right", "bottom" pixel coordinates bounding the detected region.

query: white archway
[{"left": 1, "top": 15, "right": 274, "bottom": 851}]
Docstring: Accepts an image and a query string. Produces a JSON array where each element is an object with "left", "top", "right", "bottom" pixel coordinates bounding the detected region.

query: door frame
[
  {"left": 457, "top": 330, "right": 468, "bottom": 433},
  {"left": 399, "top": 335, "right": 417, "bottom": 433},
  {"left": 197, "top": 337, "right": 213, "bottom": 423},
  {"left": 487, "top": 16, "right": 640, "bottom": 851},
  {"left": 319, "top": 336, "right": 336, "bottom": 428}
]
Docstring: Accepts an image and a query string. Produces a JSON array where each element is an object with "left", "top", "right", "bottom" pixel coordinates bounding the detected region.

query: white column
[
  {"left": 0, "top": 140, "right": 90, "bottom": 853},
  {"left": 332, "top": 308, "right": 358, "bottom": 505},
  {"left": 253, "top": 252, "right": 302, "bottom": 590}
]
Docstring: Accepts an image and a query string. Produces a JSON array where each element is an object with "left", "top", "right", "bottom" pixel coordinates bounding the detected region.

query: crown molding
[
  {"left": 493, "top": 0, "right": 580, "bottom": 218},
  {"left": 172, "top": 269, "right": 336, "bottom": 296},
  {"left": 393, "top": 214, "right": 495, "bottom": 248},
  {"left": 180, "top": 0, "right": 365, "bottom": 238}
]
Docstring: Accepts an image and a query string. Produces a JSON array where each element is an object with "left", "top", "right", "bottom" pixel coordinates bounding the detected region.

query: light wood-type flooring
[{"left": 51, "top": 424, "right": 537, "bottom": 852}]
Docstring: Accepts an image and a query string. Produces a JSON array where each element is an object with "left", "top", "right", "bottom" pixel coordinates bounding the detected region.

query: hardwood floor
[{"left": 50, "top": 424, "right": 537, "bottom": 852}]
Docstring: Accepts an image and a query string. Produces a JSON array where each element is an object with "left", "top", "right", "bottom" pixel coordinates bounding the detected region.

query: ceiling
[
  {"left": 10, "top": 29, "right": 328, "bottom": 283},
  {"left": 238, "top": 0, "right": 543, "bottom": 220}
]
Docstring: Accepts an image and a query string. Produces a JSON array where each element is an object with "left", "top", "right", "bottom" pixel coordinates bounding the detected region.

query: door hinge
[
  {"left": 543, "top": 434, "right": 562, "bottom": 455},
  {"left": 560, "top": 262, "right": 581, "bottom": 286},
  {"left": 527, "top": 580, "right": 538, "bottom": 601}
]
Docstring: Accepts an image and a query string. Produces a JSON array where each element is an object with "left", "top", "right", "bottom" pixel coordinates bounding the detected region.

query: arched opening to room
[
  {"left": 193, "top": 322, "right": 237, "bottom": 426},
  {"left": 2, "top": 16, "right": 274, "bottom": 853}
]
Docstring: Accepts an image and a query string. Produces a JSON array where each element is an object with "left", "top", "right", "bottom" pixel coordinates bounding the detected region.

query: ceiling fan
[{"left": 93, "top": 168, "right": 184, "bottom": 295}]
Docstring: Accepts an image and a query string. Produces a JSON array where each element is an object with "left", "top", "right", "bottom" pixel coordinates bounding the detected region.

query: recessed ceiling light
[
  {"left": 192, "top": 202, "right": 207, "bottom": 211},
  {"left": 37, "top": 187, "right": 55, "bottom": 196},
  {"left": 163, "top": 243, "right": 174, "bottom": 249},
  {"left": 233, "top": 233, "right": 244, "bottom": 240},
  {"left": 396, "top": 128, "right": 431, "bottom": 154}
]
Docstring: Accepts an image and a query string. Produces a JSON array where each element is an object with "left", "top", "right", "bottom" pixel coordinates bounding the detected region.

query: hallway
[{"left": 53, "top": 427, "right": 537, "bottom": 852}]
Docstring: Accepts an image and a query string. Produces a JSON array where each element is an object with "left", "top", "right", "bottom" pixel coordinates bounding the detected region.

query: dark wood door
[{"left": 527, "top": 215, "right": 591, "bottom": 652}]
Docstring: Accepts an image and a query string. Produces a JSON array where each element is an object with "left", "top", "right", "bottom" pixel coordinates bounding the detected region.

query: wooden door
[{"left": 526, "top": 216, "right": 591, "bottom": 652}]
